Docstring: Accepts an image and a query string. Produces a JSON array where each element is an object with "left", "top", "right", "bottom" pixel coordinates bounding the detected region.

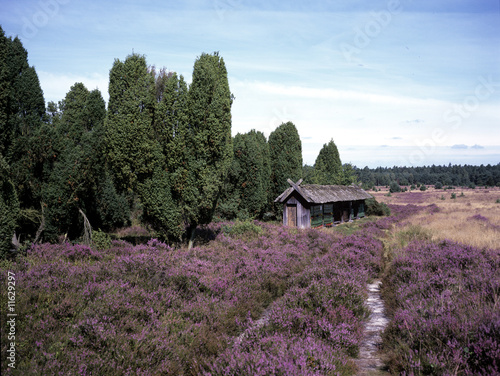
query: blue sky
[{"left": 1, "top": 0, "right": 499, "bottom": 167}]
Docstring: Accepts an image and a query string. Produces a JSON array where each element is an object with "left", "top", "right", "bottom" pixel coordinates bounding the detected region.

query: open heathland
[
  {"left": 370, "top": 188, "right": 500, "bottom": 375},
  {"left": 1, "top": 191, "right": 499, "bottom": 375},
  {"left": 382, "top": 239, "right": 500, "bottom": 375},
  {"left": 0, "top": 221, "right": 385, "bottom": 375},
  {"left": 372, "top": 186, "right": 500, "bottom": 250}
]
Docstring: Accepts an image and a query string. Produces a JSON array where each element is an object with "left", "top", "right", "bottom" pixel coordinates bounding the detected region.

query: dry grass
[{"left": 371, "top": 187, "right": 500, "bottom": 250}]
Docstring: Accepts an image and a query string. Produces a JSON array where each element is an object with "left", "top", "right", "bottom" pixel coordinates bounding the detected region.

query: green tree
[
  {"left": 268, "top": 121, "right": 302, "bottom": 215},
  {"left": 104, "top": 53, "right": 160, "bottom": 193},
  {"left": 0, "top": 26, "right": 9, "bottom": 155},
  {"left": 41, "top": 83, "right": 129, "bottom": 241},
  {"left": 139, "top": 71, "right": 187, "bottom": 240},
  {"left": 0, "top": 155, "right": 19, "bottom": 258},
  {"left": 1, "top": 29, "right": 46, "bottom": 206},
  {"left": 342, "top": 163, "right": 358, "bottom": 185},
  {"left": 302, "top": 164, "right": 315, "bottom": 184},
  {"left": 0, "top": 27, "right": 47, "bottom": 241},
  {"left": 389, "top": 181, "right": 401, "bottom": 193},
  {"left": 313, "top": 139, "right": 343, "bottom": 185},
  {"left": 184, "top": 52, "right": 233, "bottom": 247},
  {"left": 219, "top": 130, "right": 270, "bottom": 219}
]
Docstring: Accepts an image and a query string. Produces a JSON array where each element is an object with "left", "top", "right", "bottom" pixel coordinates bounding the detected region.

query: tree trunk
[
  {"left": 34, "top": 203, "right": 46, "bottom": 244},
  {"left": 79, "top": 208, "right": 92, "bottom": 246},
  {"left": 187, "top": 223, "right": 197, "bottom": 251}
]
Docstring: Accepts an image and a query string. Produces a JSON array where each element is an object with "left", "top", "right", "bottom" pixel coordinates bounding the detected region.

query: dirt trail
[{"left": 356, "top": 279, "right": 390, "bottom": 375}]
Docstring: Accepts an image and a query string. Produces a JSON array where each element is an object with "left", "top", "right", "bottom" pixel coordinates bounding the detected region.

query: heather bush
[{"left": 382, "top": 240, "right": 500, "bottom": 375}]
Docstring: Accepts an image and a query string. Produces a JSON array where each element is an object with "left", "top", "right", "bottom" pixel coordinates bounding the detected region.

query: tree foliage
[
  {"left": 355, "top": 164, "right": 500, "bottom": 188},
  {"left": 183, "top": 52, "right": 233, "bottom": 237},
  {"left": 1, "top": 27, "right": 46, "bottom": 208},
  {"left": 0, "top": 155, "right": 19, "bottom": 257},
  {"left": 313, "top": 139, "right": 344, "bottom": 185},
  {"left": 268, "top": 121, "right": 302, "bottom": 214},
  {"left": 219, "top": 130, "right": 270, "bottom": 219},
  {"left": 41, "top": 83, "right": 129, "bottom": 241},
  {"left": 105, "top": 53, "right": 160, "bottom": 193},
  {"left": 139, "top": 71, "right": 187, "bottom": 240}
]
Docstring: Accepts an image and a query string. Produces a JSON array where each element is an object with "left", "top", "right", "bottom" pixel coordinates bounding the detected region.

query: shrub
[
  {"left": 434, "top": 182, "right": 443, "bottom": 189},
  {"left": 92, "top": 229, "right": 112, "bottom": 250},
  {"left": 389, "top": 181, "right": 401, "bottom": 193},
  {"left": 420, "top": 185, "right": 427, "bottom": 191},
  {"left": 451, "top": 193, "right": 457, "bottom": 199},
  {"left": 365, "top": 198, "right": 391, "bottom": 217},
  {"left": 222, "top": 220, "right": 263, "bottom": 237}
]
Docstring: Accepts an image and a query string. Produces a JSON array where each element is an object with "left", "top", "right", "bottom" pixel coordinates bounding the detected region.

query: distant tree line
[{"left": 353, "top": 164, "right": 500, "bottom": 189}]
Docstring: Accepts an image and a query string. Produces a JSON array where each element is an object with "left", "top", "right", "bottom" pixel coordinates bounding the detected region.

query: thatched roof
[{"left": 275, "top": 183, "right": 372, "bottom": 204}]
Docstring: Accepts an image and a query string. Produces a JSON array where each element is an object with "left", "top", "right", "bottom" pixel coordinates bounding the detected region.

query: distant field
[{"left": 371, "top": 186, "right": 500, "bottom": 250}]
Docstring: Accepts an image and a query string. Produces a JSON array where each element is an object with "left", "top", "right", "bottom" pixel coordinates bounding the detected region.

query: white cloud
[{"left": 38, "top": 71, "right": 109, "bottom": 104}]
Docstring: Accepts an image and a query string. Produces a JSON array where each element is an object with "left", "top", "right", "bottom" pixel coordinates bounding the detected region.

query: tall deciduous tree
[
  {"left": 184, "top": 52, "right": 233, "bottom": 247},
  {"left": 313, "top": 139, "right": 344, "bottom": 185},
  {"left": 268, "top": 121, "right": 302, "bottom": 215}
]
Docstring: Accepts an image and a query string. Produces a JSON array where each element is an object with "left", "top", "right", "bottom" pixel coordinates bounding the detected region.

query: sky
[{"left": 1, "top": 0, "right": 499, "bottom": 168}]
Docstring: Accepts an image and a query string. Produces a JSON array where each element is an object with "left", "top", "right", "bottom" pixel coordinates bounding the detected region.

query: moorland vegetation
[{"left": 1, "top": 25, "right": 499, "bottom": 375}]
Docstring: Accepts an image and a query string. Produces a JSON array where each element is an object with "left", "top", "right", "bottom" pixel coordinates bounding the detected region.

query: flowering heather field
[
  {"left": 2, "top": 201, "right": 499, "bottom": 375},
  {"left": 382, "top": 239, "right": 500, "bottom": 375},
  {"left": 0, "top": 222, "right": 384, "bottom": 375}
]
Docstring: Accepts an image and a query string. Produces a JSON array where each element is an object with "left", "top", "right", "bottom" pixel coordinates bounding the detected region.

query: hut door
[{"left": 287, "top": 205, "right": 297, "bottom": 227}]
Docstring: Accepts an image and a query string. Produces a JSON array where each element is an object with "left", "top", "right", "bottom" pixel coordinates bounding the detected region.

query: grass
[{"left": 371, "top": 186, "right": 500, "bottom": 249}]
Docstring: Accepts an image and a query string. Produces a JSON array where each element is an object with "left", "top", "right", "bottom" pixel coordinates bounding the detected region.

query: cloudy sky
[{"left": 2, "top": 0, "right": 499, "bottom": 167}]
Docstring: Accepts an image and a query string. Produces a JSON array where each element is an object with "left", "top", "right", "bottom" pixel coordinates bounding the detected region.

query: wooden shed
[{"left": 275, "top": 179, "right": 373, "bottom": 229}]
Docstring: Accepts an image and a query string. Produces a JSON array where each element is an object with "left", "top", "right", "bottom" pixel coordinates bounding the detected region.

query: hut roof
[{"left": 275, "top": 183, "right": 372, "bottom": 204}]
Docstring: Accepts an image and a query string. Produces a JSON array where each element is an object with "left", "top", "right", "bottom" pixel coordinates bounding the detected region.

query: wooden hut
[{"left": 275, "top": 179, "right": 373, "bottom": 228}]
